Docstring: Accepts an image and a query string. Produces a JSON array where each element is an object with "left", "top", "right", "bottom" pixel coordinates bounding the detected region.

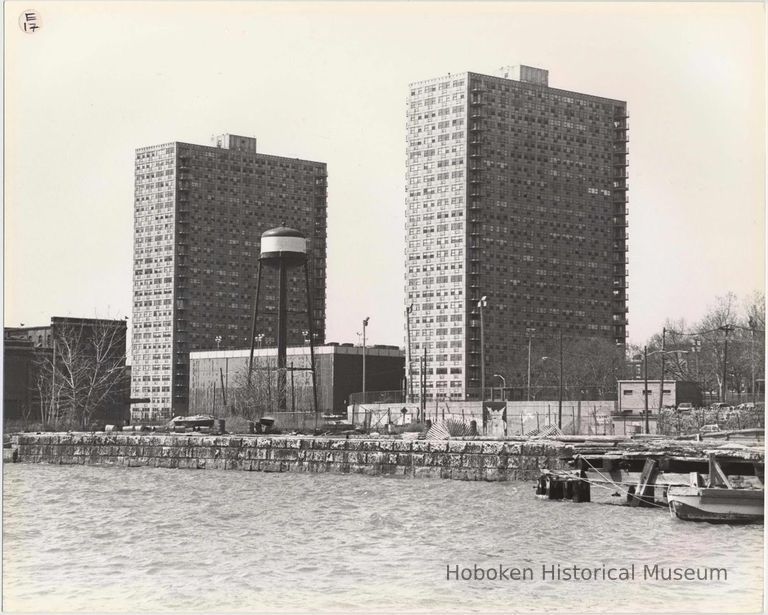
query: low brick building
[{"left": 186, "top": 344, "right": 404, "bottom": 420}]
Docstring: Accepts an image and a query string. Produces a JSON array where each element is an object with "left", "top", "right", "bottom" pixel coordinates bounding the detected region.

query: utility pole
[
  {"left": 362, "top": 317, "right": 370, "bottom": 403},
  {"left": 719, "top": 324, "right": 734, "bottom": 403},
  {"left": 558, "top": 329, "right": 563, "bottom": 429},
  {"left": 478, "top": 296, "right": 487, "bottom": 402},
  {"left": 658, "top": 327, "right": 666, "bottom": 412},
  {"left": 406, "top": 305, "right": 413, "bottom": 403},
  {"left": 748, "top": 318, "right": 756, "bottom": 404},
  {"left": 644, "top": 345, "right": 649, "bottom": 434},
  {"left": 290, "top": 361, "right": 295, "bottom": 412},
  {"left": 49, "top": 335, "right": 56, "bottom": 429}
]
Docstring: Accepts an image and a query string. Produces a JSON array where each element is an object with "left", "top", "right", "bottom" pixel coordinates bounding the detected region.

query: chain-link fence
[
  {"left": 657, "top": 407, "right": 764, "bottom": 436},
  {"left": 348, "top": 403, "right": 617, "bottom": 436}
]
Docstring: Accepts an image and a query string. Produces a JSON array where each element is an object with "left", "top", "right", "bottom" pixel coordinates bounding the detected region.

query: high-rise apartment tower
[
  {"left": 132, "top": 134, "right": 327, "bottom": 420},
  {"left": 405, "top": 66, "right": 628, "bottom": 400}
]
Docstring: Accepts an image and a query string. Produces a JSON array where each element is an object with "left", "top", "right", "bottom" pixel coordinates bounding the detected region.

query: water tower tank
[{"left": 260, "top": 226, "right": 307, "bottom": 263}]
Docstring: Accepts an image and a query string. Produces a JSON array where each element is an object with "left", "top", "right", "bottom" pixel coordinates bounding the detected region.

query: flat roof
[{"left": 190, "top": 345, "right": 404, "bottom": 360}]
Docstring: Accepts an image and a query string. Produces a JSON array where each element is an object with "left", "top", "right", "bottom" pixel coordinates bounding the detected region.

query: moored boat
[
  {"left": 667, "top": 485, "right": 763, "bottom": 523},
  {"left": 667, "top": 453, "right": 764, "bottom": 523}
]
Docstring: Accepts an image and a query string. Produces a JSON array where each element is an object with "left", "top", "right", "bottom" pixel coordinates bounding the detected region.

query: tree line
[{"left": 634, "top": 291, "right": 765, "bottom": 403}]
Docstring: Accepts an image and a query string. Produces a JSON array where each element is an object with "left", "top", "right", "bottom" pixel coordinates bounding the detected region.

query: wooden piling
[
  {"left": 629, "top": 458, "right": 658, "bottom": 507},
  {"left": 546, "top": 476, "right": 564, "bottom": 500}
]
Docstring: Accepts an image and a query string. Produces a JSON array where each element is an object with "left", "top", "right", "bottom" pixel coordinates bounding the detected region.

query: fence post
[
  {"left": 520, "top": 414, "right": 524, "bottom": 436},
  {"left": 536, "top": 413, "right": 540, "bottom": 432}
]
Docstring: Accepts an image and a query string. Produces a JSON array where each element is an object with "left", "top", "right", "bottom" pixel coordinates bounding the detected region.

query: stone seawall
[{"left": 9, "top": 434, "right": 573, "bottom": 481}]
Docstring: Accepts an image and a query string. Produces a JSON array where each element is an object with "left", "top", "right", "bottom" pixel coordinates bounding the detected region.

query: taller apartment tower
[
  {"left": 132, "top": 134, "right": 327, "bottom": 420},
  {"left": 405, "top": 66, "right": 628, "bottom": 400}
]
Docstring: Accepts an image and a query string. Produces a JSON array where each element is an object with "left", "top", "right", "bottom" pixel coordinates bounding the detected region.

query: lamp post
[
  {"left": 215, "top": 335, "right": 222, "bottom": 350},
  {"left": 534, "top": 356, "right": 549, "bottom": 401},
  {"left": 406, "top": 304, "right": 413, "bottom": 403},
  {"left": 748, "top": 318, "right": 756, "bottom": 404},
  {"left": 526, "top": 328, "right": 535, "bottom": 402},
  {"left": 659, "top": 327, "right": 666, "bottom": 412},
  {"left": 478, "top": 296, "right": 487, "bottom": 402},
  {"left": 362, "top": 317, "right": 370, "bottom": 402},
  {"left": 558, "top": 329, "right": 563, "bottom": 429},
  {"left": 493, "top": 374, "right": 506, "bottom": 401}
]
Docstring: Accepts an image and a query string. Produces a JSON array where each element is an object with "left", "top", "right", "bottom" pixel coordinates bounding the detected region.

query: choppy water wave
[{"left": 3, "top": 464, "right": 763, "bottom": 612}]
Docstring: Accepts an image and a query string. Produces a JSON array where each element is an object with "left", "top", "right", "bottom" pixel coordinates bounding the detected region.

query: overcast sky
[{"left": 4, "top": 1, "right": 765, "bottom": 353}]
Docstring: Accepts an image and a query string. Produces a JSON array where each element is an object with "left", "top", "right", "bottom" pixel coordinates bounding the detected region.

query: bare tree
[
  {"left": 32, "top": 349, "right": 65, "bottom": 429},
  {"left": 563, "top": 336, "right": 626, "bottom": 399},
  {"left": 229, "top": 355, "right": 316, "bottom": 418},
  {"left": 230, "top": 361, "right": 277, "bottom": 420},
  {"left": 34, "top": 319, "right": 127, "bottom": 429}
]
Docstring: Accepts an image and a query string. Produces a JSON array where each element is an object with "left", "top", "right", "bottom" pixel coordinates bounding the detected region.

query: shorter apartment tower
[{"left": 132, "top": 135, "right": 327, "bottom": 421}]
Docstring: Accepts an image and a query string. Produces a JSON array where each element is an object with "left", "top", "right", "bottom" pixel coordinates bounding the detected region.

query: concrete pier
[{"left": 6, "top": 433, "right": 573, "bottom": 481}]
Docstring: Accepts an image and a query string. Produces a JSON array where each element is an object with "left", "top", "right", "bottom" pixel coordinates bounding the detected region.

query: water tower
[{"left": 247, "top": 226, "right": 318, "bottom": 413}]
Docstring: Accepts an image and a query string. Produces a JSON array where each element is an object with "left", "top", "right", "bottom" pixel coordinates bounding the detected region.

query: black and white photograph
[{"left": 3, "top": 1, "right": 765, "bottom": 613}]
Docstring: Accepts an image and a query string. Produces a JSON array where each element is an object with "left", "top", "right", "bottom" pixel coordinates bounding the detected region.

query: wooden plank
[
  {"left": 630, "top": 458, "right": 658, "bottom": 508},
  {"left": 707, "top": 454, "right": 732, "bottom": 489}
]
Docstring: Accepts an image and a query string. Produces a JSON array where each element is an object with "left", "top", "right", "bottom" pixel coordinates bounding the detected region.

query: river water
[{"left": 3, "top": 464, "right": 764, "bottom": 613}]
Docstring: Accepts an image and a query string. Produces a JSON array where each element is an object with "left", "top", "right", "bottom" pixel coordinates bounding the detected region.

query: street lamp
[
  {"left": 558, "top": 329, "right": 563, "bottom": 429},
  {"left": 718, "top": 324, "right": 735, "bottom": 403},
  {"left": 255, "top": 333, "right": 265, "bottom": 349},
  {"left": 493, "top": 374, "right": 506, "bottom": 401},
  {"left": 525, "top": 328, "right": 536, "bottom": 402},
  {"left": 478, "top": 296, "right": 487, "bottom": 402},
  {"left": 215, "top": 335, "right": 222, "bottom": 350},
  {"left": 406, "top": 304, "right": 413, "bottom": 403},
  {"left": 748, "top": 318, "right": 757, "bottom": 404},
  {"left": 362, "top": 317, "right": 370, "bottom": 401},
  {"left": 537, "top": 356, "right": 550, "bottom": 401}
]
